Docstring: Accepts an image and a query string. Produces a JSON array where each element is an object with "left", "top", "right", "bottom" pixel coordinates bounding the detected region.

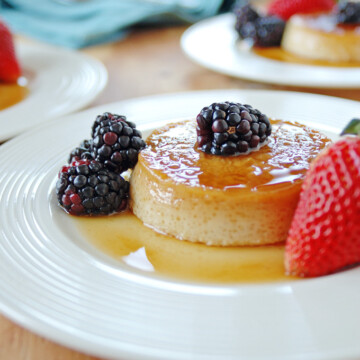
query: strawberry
[
  {"left": 268, "top": 0, "right": 336, "bottom": 21},
  {"left": 0, "top": 20, "right": 21, "bottom": 83},
  {"left": 285, "top": 119, "right": 360, "bottom": 277}
]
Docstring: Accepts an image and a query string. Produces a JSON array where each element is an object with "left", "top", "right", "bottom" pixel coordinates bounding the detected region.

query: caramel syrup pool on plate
[
  {"left": 253, "top": 47, "right": 360, "bottom": 67},
  {"left": 75, "top": 120, "right": 331, "bottom": 284},
  {"left": 76, "top": 212, "right": 295, "bottom": 284},
  {"left": 0, "top": 81, "right": 28, "bottom": 110}
]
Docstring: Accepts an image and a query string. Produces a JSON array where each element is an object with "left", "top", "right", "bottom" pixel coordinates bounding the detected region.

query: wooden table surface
[{"left": 1, "top": 24, "right": 360, "bottom": 360}]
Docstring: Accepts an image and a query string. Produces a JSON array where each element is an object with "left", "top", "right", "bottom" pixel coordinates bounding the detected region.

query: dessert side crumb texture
[{"left": 130, "top": 119, "right": 331, "bottom": 246}]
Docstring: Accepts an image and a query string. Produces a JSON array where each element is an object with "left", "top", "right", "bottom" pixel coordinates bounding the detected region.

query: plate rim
[
  {"left": 181, "top": 13, "right": 360, "bottom": 89},
  {"left": 0, "top": 41, "right": 108, "bottom": 141},
  {"left": 1, "top": 89, "right": 360, "bottom": 360}
]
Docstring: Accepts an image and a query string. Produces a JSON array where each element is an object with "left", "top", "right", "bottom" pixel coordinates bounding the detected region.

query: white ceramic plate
[
  {"left": 0, "top": 89, "right": 360, "bottom": 360},
  {"left": 0, "top": 42, "right": 108, "bottom": 142},
  {"left": 181, "top": 13, "right": 360, "bottom": 88}
]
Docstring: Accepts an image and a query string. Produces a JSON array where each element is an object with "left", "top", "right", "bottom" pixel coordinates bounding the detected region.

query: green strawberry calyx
[{"left": 340, "top": 118, "right": 360, "bottom": 136}]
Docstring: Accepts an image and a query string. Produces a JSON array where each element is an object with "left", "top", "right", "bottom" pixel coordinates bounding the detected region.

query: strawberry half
[
  {"left": 0, "top": 20, "right": 21, "bottom": 83},
  {"left": 285, "top": 119, "right": 360, "bottom": 277},
  {"left": 268, "top": 0, "right": 336, "bottom": 21}
]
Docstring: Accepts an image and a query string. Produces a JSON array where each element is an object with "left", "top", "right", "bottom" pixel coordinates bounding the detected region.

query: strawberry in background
[
  {"left": 0, "top": 20, "right": 21, "bottom": 83},
  {"left": 268, "top": 0, "right": 336, "bottom": 20},
  {"left": 285, "top": 119, "right": 360, "bottom": 277}
]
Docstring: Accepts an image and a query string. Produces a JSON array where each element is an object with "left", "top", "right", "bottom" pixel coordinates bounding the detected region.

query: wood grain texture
[
  {"left": 82, "top": 25, "right": 360, "bottom": 105},
  {"left": 0, "top": 314, "right": 101, "bottom": 360},
  {"left": 1, "top": 24, "right": 359, "bottom": 360}
]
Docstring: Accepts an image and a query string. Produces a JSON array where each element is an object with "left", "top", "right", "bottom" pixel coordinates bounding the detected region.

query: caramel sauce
[
  {"left": 141, "top": 120, "right": 331, "bottom": 192},
  {"left": 0, "top": 81, "right": 28, "bottom": 110},
  {"left": 76, "top": 212, "right": 297, "bottom": 284},
  {"left": 253, "top": 47, "right": 360, "bottom": 68},
  {"left": 75, "top": 120, "right": 330, "bottom": 284}
]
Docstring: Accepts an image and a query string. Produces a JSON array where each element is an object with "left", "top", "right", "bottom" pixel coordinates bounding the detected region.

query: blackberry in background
[
  {"left": 196, "top": 101, "right": 272, "bottom": 156},
  {"left": 234, "top": 2, "right": 285, "bottom": 47},
  {"left": 238, "top": 21, "right": 258, "bottom": 42},
  {"left": 234, "top": 3, "right": 260, "bottom": 37},
  {"left": 337, "top": 1, "right": 360, "bottom": 24},
  {"left": 254, "top": 16, "right": 286, "bottom": 47}
]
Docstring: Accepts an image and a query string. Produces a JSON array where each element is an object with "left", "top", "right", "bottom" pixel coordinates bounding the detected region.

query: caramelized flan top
[{"left": 139, "top": 119, "right": 331, "bottom": 192}]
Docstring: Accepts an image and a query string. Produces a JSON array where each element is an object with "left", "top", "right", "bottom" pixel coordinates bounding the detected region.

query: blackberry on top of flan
[{"left": 130, "top": 102, "right": 331, "bottom": 246}]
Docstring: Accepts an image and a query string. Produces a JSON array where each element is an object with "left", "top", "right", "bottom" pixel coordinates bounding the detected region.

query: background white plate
[
  {"left": 0, "top": 89, "right": 360, "bottom": 360},
  {"left": 181, "top": 13, "right": 360, "bottom": 89},
  {"left": 0, "top": 42, "right": 108, "bottom": 142}
]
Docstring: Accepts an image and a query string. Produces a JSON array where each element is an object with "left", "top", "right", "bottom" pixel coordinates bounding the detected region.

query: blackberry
[
  {"left": 68, "top": 139, "right": 93, "bottom": 163},
  {"left": 253, "top": 16, "right": 285, "bottom": 47},
  {"left": 234, "top": 3, "right": 260, "bottom": 38},
  {"left": 91, "top": 112, "right": 127, "bottom": 138},
  {"left": 90, "top": 112, "right": 146, "bottom": 173},
  {"left": 234, "top": 3, "right": 285, "bottom": 47},
  {"left": 196, "top": 101, "right": 272, "bottom": 156},
  {"left": 237, "top": 22, "right": 257, "bottom": 42},
  {"left": 56, "top": 159, "right": 129, "bottom": 216},
  {"left": 337, "top": 1, "right": 360, "bottom": 24}
]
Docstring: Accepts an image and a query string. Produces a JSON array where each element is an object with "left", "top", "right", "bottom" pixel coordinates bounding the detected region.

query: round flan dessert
[
  {"left": 281, "top": 13, "right": 360, "bottom": 62},
  {"left": 130, "top": 119, "right": 331, "bottom": 246}
]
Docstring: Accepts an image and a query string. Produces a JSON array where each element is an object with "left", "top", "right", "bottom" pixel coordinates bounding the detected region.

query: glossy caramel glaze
[
  {"left": 0, "top": 82, "right": 28, "bottom": 110},
  {"left": 140, "top": 119, "right": 331, "bottom": 192},
  {"left": 76, "top": 211, "right": 297, "bottom": 283},
  {"left": 76, "top": 119, "right": 331, "bottom": 278}
]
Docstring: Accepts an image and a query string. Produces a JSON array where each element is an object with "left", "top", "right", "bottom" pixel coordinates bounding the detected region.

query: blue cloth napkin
[{"left": 0, "top": 0, "right": 230, "bottom": 48}]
